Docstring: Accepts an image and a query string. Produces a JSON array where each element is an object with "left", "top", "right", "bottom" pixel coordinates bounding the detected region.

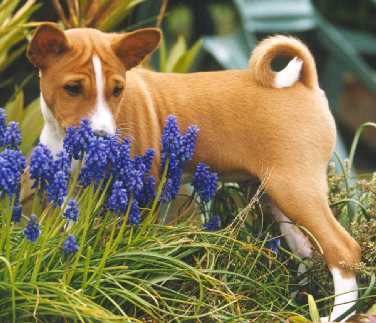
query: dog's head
[{"left": 27, "top": 23, "right": 161, "bottom": 136}]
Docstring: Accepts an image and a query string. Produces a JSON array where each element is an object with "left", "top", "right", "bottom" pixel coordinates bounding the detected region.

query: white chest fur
[{"left": 39, "top": 94, "right": 65, "bottom": 156}]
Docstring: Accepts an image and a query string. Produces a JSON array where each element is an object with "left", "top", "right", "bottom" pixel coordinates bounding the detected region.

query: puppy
[{"left": 27, "top": 23, "right": 361, "bottom": 321}]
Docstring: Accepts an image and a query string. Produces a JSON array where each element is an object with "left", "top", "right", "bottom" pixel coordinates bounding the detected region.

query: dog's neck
[{"left": 40, "top": 94, "right": 65, "bottom": 155}]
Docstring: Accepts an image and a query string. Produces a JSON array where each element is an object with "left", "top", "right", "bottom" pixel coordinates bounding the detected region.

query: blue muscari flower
[
  {"left": 12, "top": 203, "right": 22, "bottom": 223},
  {"left": 30, "top": 144, "right": 54, "bottom": 189},
  {"left": 53, "top": 150, "right": 71, "bottom": 175},
  {"left": 105, "top": 135, "right": 121, "bottom": 169},
  {"left": 47, "top": 170, "right": 68, "bottom": 207},
  {"left": 63, "top": 119, "right": 94, "bottom": 160},
  {"left": 128, "top": 200, "right": 141, "bottom": 225},
  {"left": 111, "top": 139, "right": 145, "bottom": 195},
  {"left": 136, "top": 175, "right": 156, "bottom": 206},
  {"left": 1, "top": 148, "right": 26, "bottom": 174},
  {"left": 79, "top": 136, "right": 109, "bottom": 187},
  {"left": 0, "top": 160, "right": 17, "bottom": 197},
  {"left": 111, "top": 138, "right": 131, "bottom": 178},
  {"left": 0, "top": 149, "right": 26, "bottom": 197},
  {"left": 24, "top": 214, "right": 40, "bottom": 242},
  {"left": 160, "top": 165, "right": 183, "bottom": 203},
  {"left": 203, "top": 215, "right": 221, "bottom": 231},
  {"left": 0, "top": 108, "right": 6, "bottom": 147},
  {"left": 63, "top": 234, "right": 79, "bottom": 254},
  {"left": 179, "top": 125, "right": 199, "bottom": 162},
  {"left": 193, "top": 163, "right": 218, "bottom": 203},
  {"left": 142, "top": 149, "right": 155, "bottom": 174},
  {"left": 160, "top": 178, "right": 174, "bottom": 203},
  {"left": 107, "top": 181, "right": 128, "bottom": 214},
  {"left": 125, "top": 156, "right": 145, "bottom": 195},
  {"left": 63, "top": 127, "right": 78, "bottom": 157},
  {"left": 160, "top": 116, "right": 199, "bottom": 203},
  {"left": 64, "top": 199, "right": 79, "bottom": 222},
  {"left": 161, "top": 115, "right": 181, "bottom": 168},
  {"left": 266, "top": 238, "right": 281, "bottom": 255},
  {"left": 4, "top": 121, "right": 21, "bottom": 149},
  {"left": 161, "top": 116, "right": 199, "bottom": 167}
]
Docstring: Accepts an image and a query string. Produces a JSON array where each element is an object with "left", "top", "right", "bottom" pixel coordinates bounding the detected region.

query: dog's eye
[
  {"left": 64, "top": 83, "right": 82, "bottom": 96},
  {"left": 112, "top": 84, "right": 123, "bottom": 97}
]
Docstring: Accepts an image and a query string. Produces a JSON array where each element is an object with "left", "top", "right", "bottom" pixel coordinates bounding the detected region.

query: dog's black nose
[{"left": 94, "top": 130, "right": 109, "bottom": 137}]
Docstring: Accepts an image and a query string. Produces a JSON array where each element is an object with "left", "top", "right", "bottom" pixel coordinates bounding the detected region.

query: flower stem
[
  {"left": 64, "top": 185, "right": 96, "bottom": 285},
  {"left": 137, "top": 158, "right": 170, "bottom": 239},
  {"left": 111, "top": 195, "right": 133, "bottom": 252},
  {"left": 87, "top": 219, "right": 118, "bottom": 295}
]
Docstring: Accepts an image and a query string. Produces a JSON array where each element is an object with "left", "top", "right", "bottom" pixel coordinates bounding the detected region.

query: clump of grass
[
  {"left": 1, "top": 191, "right": 303, "bottom": 322},
  {"left": 0, "top": 111, "right": 299, "bottom": 322},
  {"left": 0, "top": 109, "right": 375, "bottom": 322}
]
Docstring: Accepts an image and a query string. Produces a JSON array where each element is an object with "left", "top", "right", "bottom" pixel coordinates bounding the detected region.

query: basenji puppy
[{"left": 27, "top": 22, "right": 361, "bottom": 321}]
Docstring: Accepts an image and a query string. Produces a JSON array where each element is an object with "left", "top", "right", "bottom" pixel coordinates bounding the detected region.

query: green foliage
[
  {"left": 0, "top": 1, "right": 41, "bottom": 154},
  {"left": 52, "top": 0, "right": 145, "bottom": 31},
  {"left": 0, "top": 0, "right": 39, "bottom": 75},
  {"left": 0, "top": 168, "right": 294, "bottom": 322},
  {"left": 96, "top": 0, "right": 144, "bottom": 31},
  {"left": 307, "top": 294, "right": 320, "bottom": 323},
  {"left": 159, "top": 36, "right": 202, "bottom": 73}
]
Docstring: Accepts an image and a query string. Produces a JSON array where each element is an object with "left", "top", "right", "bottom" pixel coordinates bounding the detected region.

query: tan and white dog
[{"left": 27, "top": 23, "right": 361, "bottom": 321}]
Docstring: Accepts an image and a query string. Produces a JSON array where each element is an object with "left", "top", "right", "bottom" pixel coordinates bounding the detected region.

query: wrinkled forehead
[{"left": 46, "top": 29, "right": 124, "bottom": 75}]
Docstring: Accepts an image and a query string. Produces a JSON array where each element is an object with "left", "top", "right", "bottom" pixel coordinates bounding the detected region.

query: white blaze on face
[{"left": 91, "top": 54, "right": 116, "bottom": 135}]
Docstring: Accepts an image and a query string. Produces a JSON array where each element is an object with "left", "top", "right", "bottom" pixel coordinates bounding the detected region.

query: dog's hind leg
[{"left": 265, "top": 169, "right": 361, "bottom": 322}]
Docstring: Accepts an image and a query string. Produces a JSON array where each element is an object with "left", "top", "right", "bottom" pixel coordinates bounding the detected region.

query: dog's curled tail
[{"left": 249, "top": 35, "right": 318, "bottom": 89}]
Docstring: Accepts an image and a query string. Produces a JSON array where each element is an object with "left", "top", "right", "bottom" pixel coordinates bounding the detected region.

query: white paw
[{"left": 330, "top": 268, "right": 358, "bottom": 322}]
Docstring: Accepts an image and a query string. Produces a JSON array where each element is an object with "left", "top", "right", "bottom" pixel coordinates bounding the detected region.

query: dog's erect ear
[
  {"left": 112, "top": 28, "right": 162, "bottom": 70},
  {"left": 27, "top": 22, "right": 70, "bottom": 68}
]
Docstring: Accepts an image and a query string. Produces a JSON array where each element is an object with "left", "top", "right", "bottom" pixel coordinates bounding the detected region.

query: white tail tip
[{"left": 274, "top": 57, "right": 303, "bottom": 88}]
